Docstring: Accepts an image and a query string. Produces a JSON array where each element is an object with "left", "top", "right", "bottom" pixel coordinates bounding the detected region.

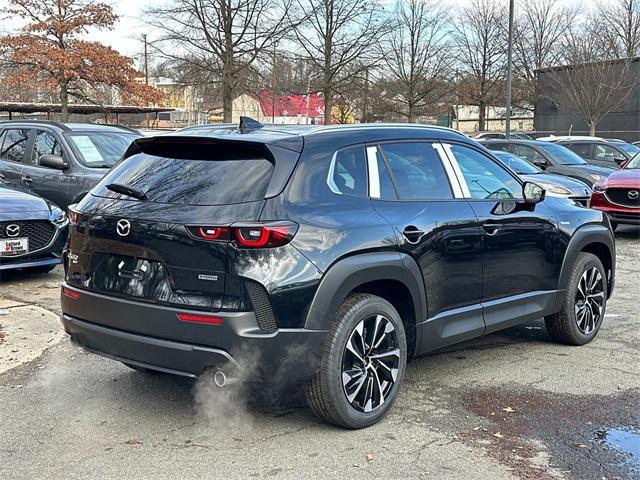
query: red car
[{"left": 592, "top": 155, "right": 640, "bottom": 230}]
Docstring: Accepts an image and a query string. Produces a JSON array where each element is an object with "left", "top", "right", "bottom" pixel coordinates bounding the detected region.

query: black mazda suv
[{"left": 61, "top": 120, "right": 616, "bottom": 428}]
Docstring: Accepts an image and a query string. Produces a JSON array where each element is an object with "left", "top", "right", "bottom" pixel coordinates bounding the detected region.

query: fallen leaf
[
  {"left": 573, "top": 443, "right": 587, "bottom": 448},
  {"left": 472, "top": 427, "right": 481, "bottom": 431},
  {"left": 125, "top": 439, "right": 142, "bottom": 445},
  {"left": 502, "top": 407, "right": 515, "bottom": 413},
  {"left": 492, "top": 432, "right": 504, "bottom": 439},
  {"left": 367, "top": 453, "right": 373, "bottom": 461}
]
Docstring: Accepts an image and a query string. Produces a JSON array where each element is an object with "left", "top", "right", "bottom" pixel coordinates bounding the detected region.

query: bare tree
[
  {"left": 145, "top": 0, "right": 297, "bottom": 122},
  {"left": 381, "top": 0, "right": 450, "bottom": 122},
  {"left": 452, "top": 0, "right": 508, "bottom": 131},
  {"left": 593, "top": 0, "right": 640, "bottom": 58},
  {"left": 291, "top": 0, "right": 388, "bottom": 125},
  {"left": 541, "top": 32, "right": 638, "bottom": 135},
  {"left": 513, "top": 0, "right": 577, "bottom": 107}
]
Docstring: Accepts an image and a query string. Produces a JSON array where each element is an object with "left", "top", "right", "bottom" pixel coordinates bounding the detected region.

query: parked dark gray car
[
  {"left": 481, "top": 140, "right": 616, "bottom": 187},
  {"left": 555, "top": 139, "right": 638, "bottom": 169},
  {"left": 0, "top": 121, "right": 140, "bottom": 209}
]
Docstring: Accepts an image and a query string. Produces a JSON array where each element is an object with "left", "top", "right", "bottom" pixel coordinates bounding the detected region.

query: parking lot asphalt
[{"left": 1, "top": 226, "right": 638, "bottom": 480}]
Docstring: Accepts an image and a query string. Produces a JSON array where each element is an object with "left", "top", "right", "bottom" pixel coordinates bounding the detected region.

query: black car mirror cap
[
  {"left": 523, "top": 181, "right": 545, "bottom": 204},
  {"left": 40, "top": 154, "right": 68, "bottom": 170},
  {"left": 533, "top": 159, "right": 548, "bottom": 167}
]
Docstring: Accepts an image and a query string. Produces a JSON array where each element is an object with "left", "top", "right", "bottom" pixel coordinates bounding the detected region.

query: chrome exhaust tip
[{"left": 214, "top": 370, "right": 227, "bottom": 387}]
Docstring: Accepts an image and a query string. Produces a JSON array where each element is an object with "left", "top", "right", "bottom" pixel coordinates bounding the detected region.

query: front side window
[
  {"left": 1, "top": 129, "right": 29, "bottom": 163},
  {"left": 449, "top": 144, "right": 522, "bottom": 200},
  {"left": 328, "top": 145, "right": 368, "bottom": 197},
  {"left": 379, "top": 142, "right": 453, "bottom": 200},
  {"left": 33, "top": 131, "right": 63, "bottom": 165},
  {"left": 594, "top": 144, "right": 621, "bottom": 162},
  {"left": 538, "top": 143, "right": 586, "bottom": 165},
  {"left": 568, "top": 143, "right": 592, "bottom": 158}
]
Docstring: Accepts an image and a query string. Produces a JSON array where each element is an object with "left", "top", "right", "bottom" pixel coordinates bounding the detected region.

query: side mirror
[
  {"left": 532, "top": 159, "right": 548, "bottom": 169},
  {"left": 40, "top": 154, "right": 68, "bottom": 170},
  {"left": 523, "top": 181, "right": 545, "bottom": 204},
  {"left": 614, "top": 156, "right": 626, "bottom": 165}
]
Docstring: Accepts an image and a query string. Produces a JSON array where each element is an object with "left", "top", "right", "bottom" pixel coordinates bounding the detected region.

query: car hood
[
  {"left": 605, "top": 168, "right": 640, "bottom": 187},
  {"left": 565, "top": 164, "right": 616, "bottom": 176},
  {"left": 0, "top": 186, "right": 52, "bottom": 214},
  {"left": 521, "top": 173, "right": 592, "bottom": 195}
]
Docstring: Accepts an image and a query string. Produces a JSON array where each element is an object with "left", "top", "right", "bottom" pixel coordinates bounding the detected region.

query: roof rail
[
  {"left": 0, "top": 119, "right": 70, "bottom": 131},
  {"left": 239, "top": 116, "right": 264, "bottom": 133},
  {"left": 302, "top": 123, "right": 466, "bottom": 137}
]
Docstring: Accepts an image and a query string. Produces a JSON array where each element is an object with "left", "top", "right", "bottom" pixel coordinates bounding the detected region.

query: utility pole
[
  {"left": 272, "top": 43, "right": 277, "bottom": 124},
  {"left": 143, "top": 34, "right": 149, "bottom": 85},
  {"left": 505, "top": 0, "right": 515, "bottom": 138}
]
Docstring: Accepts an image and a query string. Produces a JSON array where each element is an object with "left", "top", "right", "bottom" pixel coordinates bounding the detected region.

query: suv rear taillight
[{"left": 188, "top": 221, "right": 298, "bottom": 248}]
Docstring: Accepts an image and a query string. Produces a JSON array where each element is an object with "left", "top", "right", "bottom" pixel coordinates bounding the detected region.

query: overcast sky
[{"left": 3, "top": 0, "right": 599, "bottom": 65}]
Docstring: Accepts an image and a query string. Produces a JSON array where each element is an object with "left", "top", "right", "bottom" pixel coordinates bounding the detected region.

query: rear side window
[
  {"left": 488, "top": 142, "right": 510, "bottom": 153},
  {"left": 95, "top": 153, "right": 273, "bottom": 205},
  {"left": 328, "top": 145, "right": 367, "bottom": 197},
  {"left": 1, "top": 129, "right": 29, "bottom": 163},
  {"left": 379, "top": 142, "right": 453, "bottom": 200}
]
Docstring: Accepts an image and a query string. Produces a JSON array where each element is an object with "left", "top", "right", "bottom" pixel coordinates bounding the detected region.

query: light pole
[{"left": 505, "top": 0, "right": 515, "bottom": 138}]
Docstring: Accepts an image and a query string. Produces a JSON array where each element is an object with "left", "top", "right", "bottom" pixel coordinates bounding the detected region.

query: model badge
[
  {"left": 5, "top": 224, "right": 20, "bottom": 237},
  {"left": 628, "top": 190, "right": 639, "bottom": 200},
  {"left": 116, "top": 219, "right": 131, "bottom": 237},
  {"left": 198, "top": 274, "right": 219, "bottom": 282}
]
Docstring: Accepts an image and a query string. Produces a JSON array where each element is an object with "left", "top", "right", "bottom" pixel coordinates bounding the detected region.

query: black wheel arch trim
[
  {"left": 304, "top": 251, "right": 427, "bottom": 337},
  {"left": 557, "top": 224, "right": 615, "bottom": 305}
]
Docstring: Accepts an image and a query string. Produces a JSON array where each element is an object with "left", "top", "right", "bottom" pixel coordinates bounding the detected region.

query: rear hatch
[{"left": 66, "top": 136, "right": 299, "bottom": 314}]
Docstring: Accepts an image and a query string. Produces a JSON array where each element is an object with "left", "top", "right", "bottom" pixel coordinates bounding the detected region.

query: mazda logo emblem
[
  {"left": 628, "top": 190, "right": 639, "bottom": 200},
  {"left": 5, "top": 224, "right": 20, "bottom": 237},
  {"left": 116, "top": 219, "right": 131, "bottom": 237}
]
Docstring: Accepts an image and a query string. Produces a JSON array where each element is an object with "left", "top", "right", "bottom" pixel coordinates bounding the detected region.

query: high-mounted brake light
[
  {"left": 177, "top": 313, "right": 223, "bottom": 325},
  {"left": 187, "top": 222, "right": 298, "bottom": 248}
]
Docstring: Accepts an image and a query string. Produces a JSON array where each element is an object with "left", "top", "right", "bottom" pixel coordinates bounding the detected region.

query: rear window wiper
[{"left": 106, "top": 182, "right": 148, "bottom": 200}]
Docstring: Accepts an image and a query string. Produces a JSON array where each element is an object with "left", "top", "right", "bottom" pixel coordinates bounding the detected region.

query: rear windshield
[{"left": 93, "top": 153, "right": 273, "bottom": 205}]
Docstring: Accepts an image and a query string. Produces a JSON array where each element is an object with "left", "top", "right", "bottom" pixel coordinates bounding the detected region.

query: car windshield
[
  {"left": 625, "top": 153, "right": 640, "bottom": 169},
  {"left": 614, "top": 142, "right": 640, "bottom": 156},
  {"left": 538, "top": 143, "right": 587, "bottom": 165},
  {"left": 493, "top": 152, "right": 540, "bottom": 174},
  {"left": 65, "top": 132, "right": 139, "bottom": 167}
]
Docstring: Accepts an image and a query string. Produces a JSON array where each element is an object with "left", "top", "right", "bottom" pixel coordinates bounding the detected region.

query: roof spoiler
[{"left": 239, "top": 116, "right": 264, "bottom": 133}]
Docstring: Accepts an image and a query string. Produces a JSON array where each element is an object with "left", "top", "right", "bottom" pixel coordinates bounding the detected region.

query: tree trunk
[
  {"left": 60, "top": 81, "right": 69, "bottom": 123},
  {"left": 589, "top": 120, "right": 596, "bottom": 136},
  {"left": 478, "top": 103, "right": 486, "bottom": 131},
  {"left": 323, "top": 85, "right": 332, "bottom": 125},
  {"left": 223, "top": 83, "right": 233, "bottom": 123},
  {"left": 408, "top": 102, "right": 415, "bottom": 123}
]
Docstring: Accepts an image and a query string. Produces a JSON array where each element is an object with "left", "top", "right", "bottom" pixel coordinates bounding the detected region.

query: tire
[
  {"left": 305, "top": 294, "right": 407, "bottom": 429},
  {"left": 545, "top": 252, "right": 607, "bottom": 345},
  {"left": 23, "top": 264, "right": 56, "bottom": 274}
]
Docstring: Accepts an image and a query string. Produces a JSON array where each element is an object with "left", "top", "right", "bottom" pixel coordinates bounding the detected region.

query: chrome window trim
[
  {"left": 440, "top": 143, "right": 472, "bottom": 198},
  {"left": 433, "top": 143, "right": 465, "bottom": 199},
  {"left": 326, "top": 150, "right": 342, "bottom": 195},
  {"left": 366, "top": 146, "right": 381, "bottom": 199}
]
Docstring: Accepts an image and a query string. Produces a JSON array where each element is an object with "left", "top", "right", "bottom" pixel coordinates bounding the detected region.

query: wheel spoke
[
  {"left": 372, "top": 317, "right": 394, "bottom": 350},
  {"left": 363, "top": 377, "right": 374, "bottom": 412},
  {"left": 376, "top": 357, "right": 399, "bottom": 382},
  {"left": 369, "top": 348, "right": 400, "bottom": 361},
  {"left": 344, "top": 370, "right": 367, "bottom": 403},
  {"left": 369, "top": 366, "right": 386, "bottom": 407}
]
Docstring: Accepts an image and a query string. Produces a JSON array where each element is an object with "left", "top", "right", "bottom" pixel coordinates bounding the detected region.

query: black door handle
[
  {"left": 482, "top": 223, "right": 501, "bottom": 236},
  {"left": 22, "top": 175, "right": 33, "bottom": 185},
  {"left": 402, "top": 225, "right": 425, "bottom": 244}
]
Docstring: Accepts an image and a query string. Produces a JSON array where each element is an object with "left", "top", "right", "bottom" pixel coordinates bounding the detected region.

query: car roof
[
  {"left": 0, "top": 120, "right": 139, "bottom": 135},
  {"left": 156, "top": 122, "right": 469, "bottom": 152},
  {"left": 482, "top": 139, "right": 550, "bottom": 147}
]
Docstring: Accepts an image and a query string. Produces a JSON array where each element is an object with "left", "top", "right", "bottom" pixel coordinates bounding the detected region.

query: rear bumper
[{"left": 61, "top": 285, "right": 327, "bottom": 379}]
